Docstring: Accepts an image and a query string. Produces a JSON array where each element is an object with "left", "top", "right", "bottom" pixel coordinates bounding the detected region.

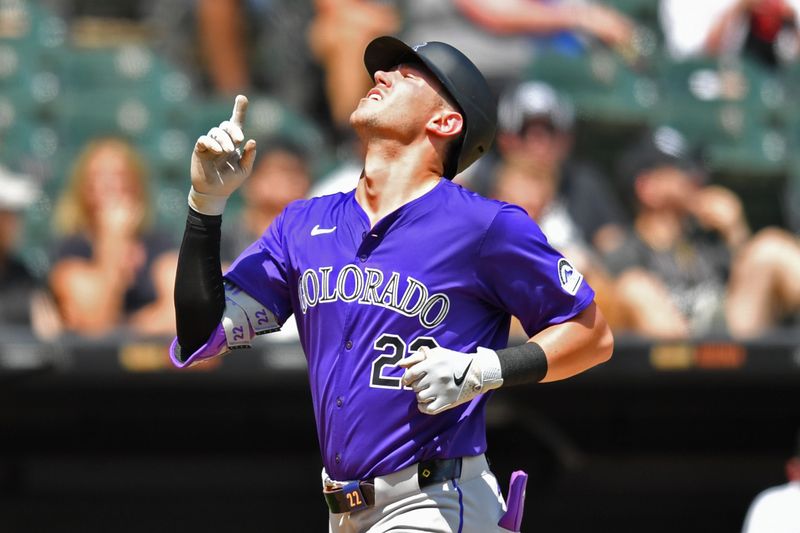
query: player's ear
[{"left": 426, "top": 109, "right": 463, "bottom": 140}]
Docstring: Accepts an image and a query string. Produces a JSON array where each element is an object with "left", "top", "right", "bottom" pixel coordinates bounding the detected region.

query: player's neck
[{"left": 356, "top": 145, "right": 442, "bottom": 227}]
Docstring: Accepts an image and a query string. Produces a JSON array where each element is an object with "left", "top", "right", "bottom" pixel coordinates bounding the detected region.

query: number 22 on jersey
[{"left": 370, "top": 334, "right": 439, "bottom": 389}]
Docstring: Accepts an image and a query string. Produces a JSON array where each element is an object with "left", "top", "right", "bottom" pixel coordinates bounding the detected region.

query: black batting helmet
[{"left": 364, "top": 36, "right": 497, "bottom": 179}]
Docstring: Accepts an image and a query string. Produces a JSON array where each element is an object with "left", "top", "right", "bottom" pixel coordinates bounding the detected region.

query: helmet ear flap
[{"left": 443, "top": 133, "right": 465, "bottom": 179}]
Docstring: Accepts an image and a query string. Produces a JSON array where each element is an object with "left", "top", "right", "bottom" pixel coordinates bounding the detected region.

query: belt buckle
[
  {"left": 324, "top": 477, "right": 345, "bottom": 490},
  {"left": 340, "top": 480, "right": 369, "bottom": 512}
]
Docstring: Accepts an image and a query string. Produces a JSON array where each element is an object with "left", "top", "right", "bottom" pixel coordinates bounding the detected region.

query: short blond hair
[{"left": 53, "top": 137, "right": 154, "bottom": 236}]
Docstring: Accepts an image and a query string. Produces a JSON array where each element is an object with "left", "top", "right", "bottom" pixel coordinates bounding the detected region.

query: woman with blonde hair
[{"left": 50, "top": 137, "right": 178, "bottom": 336}]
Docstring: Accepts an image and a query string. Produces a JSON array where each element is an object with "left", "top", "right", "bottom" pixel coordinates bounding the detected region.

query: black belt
[{"left": 323, "top": 457, "right": 463, "bottom": 514}]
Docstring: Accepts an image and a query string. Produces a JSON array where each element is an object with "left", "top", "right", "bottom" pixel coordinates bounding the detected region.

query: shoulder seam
[{"left": 476, "top": 204, "right": 506, "bottom": 260}]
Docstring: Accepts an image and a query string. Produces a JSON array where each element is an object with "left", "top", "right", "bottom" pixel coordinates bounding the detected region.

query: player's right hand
[
  {"left": 189, "top": 94, "right": 257, "bottom": 216},
  {"left": 399, "top": 346, "right": 503, "bottom": 415}
]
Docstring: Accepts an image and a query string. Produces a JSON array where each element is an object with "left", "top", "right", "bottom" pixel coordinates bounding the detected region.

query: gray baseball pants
[{"left": 326, "top": 454, "right": 516, "bottom": 533}]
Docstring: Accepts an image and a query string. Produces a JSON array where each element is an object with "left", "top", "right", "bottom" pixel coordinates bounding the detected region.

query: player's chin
[
  {"left": 350, "top": 102, "right": 369, "bottom": 120},
  {"left": 349, "top": 106, "right": 377, "bottom": 131}
]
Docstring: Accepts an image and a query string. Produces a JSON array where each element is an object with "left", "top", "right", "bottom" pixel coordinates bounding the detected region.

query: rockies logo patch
[{"left": 557, "top": 258, "right": 583, "bottom": 296}]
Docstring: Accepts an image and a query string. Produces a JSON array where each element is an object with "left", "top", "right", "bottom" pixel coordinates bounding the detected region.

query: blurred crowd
[{"left": 1, "top": 0, "right": 800, "bottom": 343}]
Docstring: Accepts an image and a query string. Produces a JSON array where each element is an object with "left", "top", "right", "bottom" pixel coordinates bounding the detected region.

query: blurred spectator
[
  {"left": 491, "top": 161, "right": 624, "bottom": 336},
  {"left": 49, "top": 138, "right": 178, "bottom": 337},
  {"left": 195, "top": 0, "right": 391, "bottom": 142},
  {"left": 404, "top": 0, "right": 637, "bottom": 92},
  {"left": 661, "top": 0, "right": 800, "bottom": 66},
  {"left": 726, "top": 227, "right": 800, "bottom": 338},
  {"left": 0, "top": 166, "right": 39, "bottom": 328},
  {"left": 482, "top": 80, "right": 628, "bottom": 337},
  {"left": 196, "top": 0, "right": 322, "bottom": 115},
  {"left": 196, "top": 0, "right": 251, "bottom": 95},
  {"left": 609, "top": 127, "right": 752, "bottom": 339},
  {"left": 741, "top": 429, "right": 800, "bottom": 532},
  {"left": 308, "top": 0, "right": 400, "bottom": 133},
  {"left": 471, "top": 80, "right": 628, "bottom": 256},
  {"left": 221, "top": 139, "right": 312, "bottom": 262},
  {"left": 0, "top": 166, "right": 61, "bottom": 339}
]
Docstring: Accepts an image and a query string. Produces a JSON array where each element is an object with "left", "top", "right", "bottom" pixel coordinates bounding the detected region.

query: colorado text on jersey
[{"left": 297, "top": 265, "right": 450, "bottom": 328}]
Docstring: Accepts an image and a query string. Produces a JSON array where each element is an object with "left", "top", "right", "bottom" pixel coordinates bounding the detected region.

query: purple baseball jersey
[{"left": 213, "top": 179, "right": 592, "bottom": 481}]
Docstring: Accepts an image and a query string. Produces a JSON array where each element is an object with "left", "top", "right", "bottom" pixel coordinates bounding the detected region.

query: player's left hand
[
  {"left": 189, "top": 94, "right": 257, "bottom": 216},
  {"left": 399, "top": 346, "right": 503, "bottom": 415}
]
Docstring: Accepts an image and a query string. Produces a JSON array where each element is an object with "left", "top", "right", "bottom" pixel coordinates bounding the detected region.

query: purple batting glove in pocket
[{"left": 498, "top": 470, "right": 528, "bottom": 532}]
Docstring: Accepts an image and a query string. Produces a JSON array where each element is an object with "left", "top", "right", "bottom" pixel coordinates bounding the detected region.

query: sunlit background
[{"left": 1, "top": 1, "right": 799, "bottom": 531}]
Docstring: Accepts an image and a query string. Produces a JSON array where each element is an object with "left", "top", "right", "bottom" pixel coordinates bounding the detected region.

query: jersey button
[
  {"left": 345, "top": 340, "right": 353, "bottom": 350},
  {"left": 359, "top": 254, "right": 368, "bottom": 262},
  {"left": 335, "top": 454, "right": 341, "bottom": 464},
  {"left": 336, "top": 397, "right": 343, "bottom": 407}
]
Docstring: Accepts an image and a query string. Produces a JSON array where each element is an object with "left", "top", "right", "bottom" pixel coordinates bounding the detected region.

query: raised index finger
[{"left": 230, "top": 94, "right": 249, "bottom": 128}]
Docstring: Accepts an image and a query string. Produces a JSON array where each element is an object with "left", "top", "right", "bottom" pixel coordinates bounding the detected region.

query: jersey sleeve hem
[
  {"left": 528, "top": 285, "right": 596, "bottom": 335},
  {"left": 169, "top": 324, "right": 228, "bottom": 369},
  {"left": 223, "top": 270, "right": 290, "bottom": 326}
]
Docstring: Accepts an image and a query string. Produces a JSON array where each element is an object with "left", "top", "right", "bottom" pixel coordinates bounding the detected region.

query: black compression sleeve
[
  {"left": 495, "top": 342, "right": 548, "bottom": 386},
  {"left": 174, "top": 207, "right": 225, "bottom": 359}
]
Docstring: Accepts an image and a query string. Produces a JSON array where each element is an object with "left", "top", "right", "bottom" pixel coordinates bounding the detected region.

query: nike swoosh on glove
[{"left": 399, "top": 346, "right": 503, "bottom": 415}]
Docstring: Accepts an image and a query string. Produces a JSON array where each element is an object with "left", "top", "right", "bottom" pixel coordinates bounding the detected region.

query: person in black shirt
[
  {"left": 610, "top": 127, "right": 752, "bottom": 339},
  {"left": 49, "top": 138, "right": 178, "bottom": 337}
]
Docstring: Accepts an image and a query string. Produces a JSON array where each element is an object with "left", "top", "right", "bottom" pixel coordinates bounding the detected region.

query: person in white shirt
[
  {"left": 742, "top": 432, "right": 800, "bottom": 533},
  {"left": 660, "top": 0, "right": 800, "bottom": 66}
]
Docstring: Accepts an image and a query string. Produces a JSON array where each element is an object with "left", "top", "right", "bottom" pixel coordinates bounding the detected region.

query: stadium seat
[
  {"left": 704, "top": 127, "right": 788, "bottom": 177},
  {"left": 58, "top": 45, "right": 166, "bottom": 90},
  {"left": 654, "top": 57, "right": 788, "bottom": 177},
  {"left": 526, "top": 49, "right": 657, "bottom": 126}
]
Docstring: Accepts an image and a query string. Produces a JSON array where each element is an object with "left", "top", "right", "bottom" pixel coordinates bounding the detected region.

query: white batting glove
[
  {"left": 399, "top": 346, "right": 504, "bottom": 415},
  {"left": 189, "top": 94, "right": 257, "bottom": 216}
]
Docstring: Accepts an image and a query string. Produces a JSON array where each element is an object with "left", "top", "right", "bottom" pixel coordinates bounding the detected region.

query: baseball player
[{"left": 171, "top": 36, "right": 613, "bottom": 532}]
